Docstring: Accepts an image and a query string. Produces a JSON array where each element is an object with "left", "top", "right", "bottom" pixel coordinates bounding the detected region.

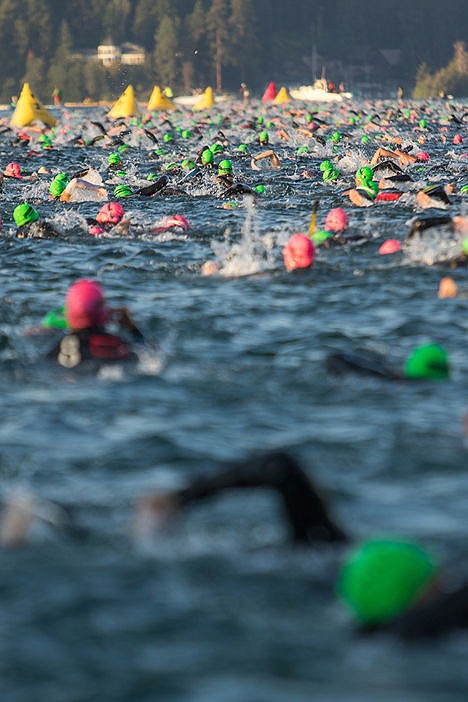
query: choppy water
[{"left": 1, "top": 99, "right": 468, "bottom": 701}]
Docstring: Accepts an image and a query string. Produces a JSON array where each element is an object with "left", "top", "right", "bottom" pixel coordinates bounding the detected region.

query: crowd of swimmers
[{"left": 2, "top": 90, "right": 468, "bottom": 644}]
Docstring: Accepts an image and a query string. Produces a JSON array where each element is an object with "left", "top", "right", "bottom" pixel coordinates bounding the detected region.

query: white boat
[
  {"left": 290, "top": 80, "right": 352, "bottom": 102},
  {"left": 173, "top": 93, "right": 229, "bottom": 107}
]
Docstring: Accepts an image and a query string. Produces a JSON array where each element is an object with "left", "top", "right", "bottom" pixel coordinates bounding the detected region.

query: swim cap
[
  {"left": 257, "top": 116, "right": 264, "bottom": 124},
  {"left": 201, "top": 148, "right": 213, "bottom": 165},
  {"left": 319, "top": 160, "right": 334, "bottom": 172},
  {"left": 330, "top": 131, "right": 341, "bottom": 143},
  {"left": 163, "top": 133, "right": 173, "bottom": 142},
  {"left": 182, "top": 159, "right": 196, "bottom": 169},
  {"left": 96, "top": 201, "right": 124, "bottom": 225},
  {"left": 419, "top": 119, "right": 427, "bottom": 129},
  {"left": 322, "top": 168, "right": 340, "bottom": 182},
  {"left": 453, "top": 134, "right": 463, "bottom": 145},
  {"left": 461, "top": 185, "right": 468, "bottom": 195},
  {"left": 237, "top": 144, "right": 249, "bottom": 154},
  {"left": 108, "top": 153, "right": 122, "bottom": 166},
  {"left": 254, "top": 184, "right": 265, "bottom": 194},
  {"left": 13, "top": 203, "right": 39, "bottom": 227},
  {"left": 4, "top": 162, "right": 22, "bottom": 178},
  {"left": 164, "top": 162, "right": 178, "bottom": 171},
  {"left": 403, "top": 343, "right": 449, "bottom": 379},
  {"left": 415, "top": 151, "right": 430, "bottom": 162},
  {"left": 182, "top": 130, "right": 192, "bottom": 138},
  {"left": 65, "top": 279, "right": 108, "bottom": 330},
  {"left": 358, "top": 181, "right": 379, "bottom": 198},
  {"left": 42, "top": 306, "right": 67, "bottom": 330},
  {"left": 324, "top": 208, "right": 349, "bottom": 232},
  {"left": 49, "top": 173, "right": 69, "bottom": 199},
  {"left": 356, "top": 166, "right": 374, "bottom": 184},
  {"left": 337, "top": 539, "right": 438, "bottom": 625},
  {"left": 311, "top": 230, "right": 333, "bottom": 245},
  {"left": 218, "top": 159, "right": 233, "bottom": 176},
  {"left": 259, "top": 131, "right": 269, "bottom": 144},
  {"left": 118, "top": 144, "right": 129, "bottom": 153},
  {"left": 39, "top": 135, "right": 52, "bottom": 148},
  {"left": 462, "top": 237, "right": 468, "bottom": 255},
  {"left": 361, "top": 135, "right": 370, "bottom": 144},
  {"left": 297, "top": 146, "right": 309, "bottom": 154},
  {"left": 210, "top": 143, "right": 223, "bottom": 154},
  {"left": 378, "top": 239, "right": 401, "bottom": 254},
  {"left": 113, "top": 185, "right": 132, "bottom": 198},
  {"left": 282, "top": 233, "right": 315, "bottom": 271},
  {"left": 146, "top": 173, "right": 158, "bottom": 181}
]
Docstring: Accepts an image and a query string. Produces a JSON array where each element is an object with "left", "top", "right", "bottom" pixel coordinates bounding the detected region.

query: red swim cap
[
  {"left": 415, "top": 151, "right": 430, "bottom": 162},
  {"left": 96, "top": 202, "right": 125, "bottom": 225},
  {"left": 324, "top": 207, "right": 349, "bottom": 232},
  {"left": 167, "top": 214, "right": 190, "bottom": 231},
  {"left": 4, "top": 162, "right": 22, "bottom": 178},
  {"left": 378, "top": 239, "right": 401, "bottom": 254},
  {"left": 453, "top": 134, "right": 463, "bottom": 145},
  {"left": 65, "top": 279, "right": 108, "bottom": 330},
  {"left": 283, "top": 233, "right": 315, "bottom": 271}
]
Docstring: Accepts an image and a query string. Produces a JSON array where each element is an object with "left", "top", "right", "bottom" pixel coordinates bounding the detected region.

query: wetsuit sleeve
[
  {"left": 387, "top": 584, "right": 468, "bottom": 640},
  {"left": 176, "top": 451, "right": 348, "bottom": 545}
]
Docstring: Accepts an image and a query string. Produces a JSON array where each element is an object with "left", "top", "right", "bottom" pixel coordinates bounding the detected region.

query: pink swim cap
[
  {"left": 415, "top": 151, "right": 430, "bottom": 162},
  {"left": 4, "top": 162, "right": 22, "bottom": 178},
  {"left": 283, "top": 233, "right": 315, "bottom": 271},
  {"left": 65, "top": 279, "right": 108, "bottom": 330},
  {"left": 379, "top": 239, "right": 401, "bottom": 255},
  {"left": 96, "top": 202, "right": 125, "bottom": 225},
  {"left": 168, "top": 214, "right": 190, "bottom": 231},
  {"left": 453, "top": 134, "right": 463, "bottom": 145},
  {"left": 88, "top": 224, "right": 105, "bottom": 236},
  {"left": 324, "top": 207, "right": 349, "bottom": 232}
]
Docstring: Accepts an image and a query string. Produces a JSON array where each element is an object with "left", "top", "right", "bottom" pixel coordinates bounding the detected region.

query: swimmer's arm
[{"left": 140, "top": 452, "right": 348, "bottom": 545}]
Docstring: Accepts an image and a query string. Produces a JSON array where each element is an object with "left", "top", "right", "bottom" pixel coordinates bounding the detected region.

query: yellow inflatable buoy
[
  {"left": 193, "top": 86, "right": 214, "bottom": 111},
  {"left": 108, "top": 85, "right": 139, "bottom": 119},
  {"left": 11, "top": 83, "right": 57, "bottom": 128},
  {"left": 273, "top": 86, "right": 291, "bottom": 104},
  {"left": 147, "top": 86, "right": 176, "bottom": 111}
]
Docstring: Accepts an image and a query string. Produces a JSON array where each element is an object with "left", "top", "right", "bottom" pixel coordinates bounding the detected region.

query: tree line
[{"left": 1, "top": 0, "right": 467, "bottom": 103}]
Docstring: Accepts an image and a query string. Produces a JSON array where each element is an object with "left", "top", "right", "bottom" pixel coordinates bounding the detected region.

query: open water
[{"left": 1, "top": 99, "right": 468, "bottom": 701}]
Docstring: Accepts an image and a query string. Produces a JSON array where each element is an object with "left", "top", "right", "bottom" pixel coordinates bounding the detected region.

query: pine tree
[
  {"left": 153, "top": 14, "right": 179, "bottom": 89},
  {"left": 206, "top": 0, "right": 230, "bottom": 91}
]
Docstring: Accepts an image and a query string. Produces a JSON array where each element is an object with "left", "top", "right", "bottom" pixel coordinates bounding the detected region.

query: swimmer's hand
[{"left": 133, "top": 493, "right": 179, "bottom": 540}]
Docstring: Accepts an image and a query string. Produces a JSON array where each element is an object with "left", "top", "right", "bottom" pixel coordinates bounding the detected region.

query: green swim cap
[
  {"left": 349, "top": 117, "right": 356, "bottom": 125},
  {"left": 182, "top": 159, "right": 195, "bottom": 169},
  {"left": 146, "top": 173, "right": 158, "bottom": 181},
  {"left": 163, "top": 133, "right": 173, "bottom": 142},
  {"left": 419, "top": 119, "right": 427, "bottom": 129},
  {"left": 259, "top": 131, "right": 269, "bottom": 143},
  {"left": 218, "top": 159, "right": 233, "bottom": 175},
  {"left": 237, "top": 143, "right": 249, "bottom": 154},
  {"left": 257, "top": 116, "right": 264, "bottom": 124},
  {"left": 116, "top": 170, "right": 127, "bottom": 178},
  {"left": 210, "top": 143, "right": 223, "bottom": 154},
  {"left": 403, "top": 343, "right": 449, "bottom": 380},
  {"left": 266, "top": 121, "right": 275, "bottom": 128},
  {"left": 49, "top": 173, "right": 69, "bottom": 199},
  {"left": 337, "top": 539, "right": 438, "bottom": 625},
  {"left": 322, "top": 168, "right": 340, "bottom": 182},
  {"left": 460, "top": 184, "right": 468, "bottom": 195},
  {"left": 297, "top": 146, "right": 309, "bottom": 154},
  {"left": 311, "top": 230, "right": 333, "bottom": 244},
  {"left": 164, "top": 162, "right": 178, "bottom": 171},
  {"left": 306, "top": 114, "right": 313, "bottom": 123},
  {"left": 42, "top": 306, "right": 67, "bottom": 330},
  {"left": 254, "top": 184, "right": 265, "bottom": 193},
  {"left": 330, "top": 130, "right": 341, "bottom": 143},
  {"left": 358, "top": 180, "right": 379, "bottom": 198},
  {"left": 155, "top": 148, "right": 166, "bottom": 156},
  {"left": 13, "top": 203, "right": 39, "bottom": 227},
  {"left": 356, "top": 166, "right": 374, "bottom": 184},
  {"left": 320, "top": 160, "right": 334, "bottom": 172},
  {"left": 361, "top": 135, "right": 370, "bottom": 144},
  {"left": 201, "top": 148, "right": 213, "bottom": 165},
  {"left": 108, "top": 153, "right": 121, "bottom": 166},
  {"left": 113, "top": 185, "right": 132, "bottom": 198},
  {"left": 182, "top": 130, "right": 192, "bottom": 138},
  {"left": 118, "top": 144, "right": 129, "bottom": 154}
]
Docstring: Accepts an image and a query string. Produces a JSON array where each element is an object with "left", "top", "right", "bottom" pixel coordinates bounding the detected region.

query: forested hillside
[{"left": 1, "top": 0, "right": 467, "bottom": 101}]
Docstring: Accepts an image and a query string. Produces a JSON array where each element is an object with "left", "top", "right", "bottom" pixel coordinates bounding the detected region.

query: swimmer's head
[
  {"left": 282, "top": 233, "right": 315, "bottom": 271},
  {"left": 259, "top": 130, "right": 269, "bottom": 144},
  {"left": 403, "top": 343, "right": 449, "bottom": 380},
  {"left": 210, "top": 143, "right": 223, "bottom": 154},
  {"left": 201, "top": 148, "right": 214, "bottom": 165},
  {"left": 337, "top": 539, "right": 438, "bottom": 625},
  {"left": 163, "top": 133, "right": 173, "bottom": 143},
  {"left": 453, "top": 134, "right": 463, "bottom": 145},
  {"left": 237, "top": 143, "right": 249, "bottom": 154},
  {"left": 324, "top": 207, "right": 349, "bottom": 233},
  {"left": 108, "top": 152, "right": 122, "bottom": 166},
  {"left": 5, "top": 162, "right": 22, "bottom": 178},
  {"left": 113, "top": 185, "right": 132, "bottom": 198},
  {"left": 181, "top": 130, "right": 192, "bottom": 139},
  {"left": 96, "top": 202, "right": 125, "bottom": 226},
  {"left": 355, "top": 166, "right": 374, "bottom": 185},
  {"left": 49, "top": 173, "right": 69, "bottom": 199},
  {"left": 319, "top": 160, "right": 334, "bottom": 172},
  {"left": 218, "top": 159, "right": 233, "bottom": 176},
  {"left": 13, "top": 203, "right": 39, "bottom": 228},
  {"left": 415, "top": 151, "right": 430, "bottom": 162},
  {"left": 65, "top": 279, "right": 108, "bottom": 330},
  {"left": 182, "top": 159, "right": 196, "bottom": 169}
]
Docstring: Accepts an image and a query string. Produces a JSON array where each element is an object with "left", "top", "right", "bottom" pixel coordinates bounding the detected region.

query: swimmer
[
  {"left": 47, "top": 279, "right": 143, "bottom": 368},
  {"left": 59, "top": 167, "right": 107, "bottom": 203},
  {"left": 135, "top": 450, "right": 468, "bottom": 640},
  {"left": 282, "top": 234, "right": 315, "bottom": 271},
  {"left": 326, "top": 343, "right": 449, "bottom": 380},
  {"left": 14, "top": 204, "right": 60, "bottom": 239}
]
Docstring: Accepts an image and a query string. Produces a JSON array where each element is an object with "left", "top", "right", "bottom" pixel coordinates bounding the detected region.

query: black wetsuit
[
  {"left": 48, "top": 327, "right": 136, "bottom": 368},
  {"left": 16, "top": 220, "right": 59, "bottom": 239}
]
